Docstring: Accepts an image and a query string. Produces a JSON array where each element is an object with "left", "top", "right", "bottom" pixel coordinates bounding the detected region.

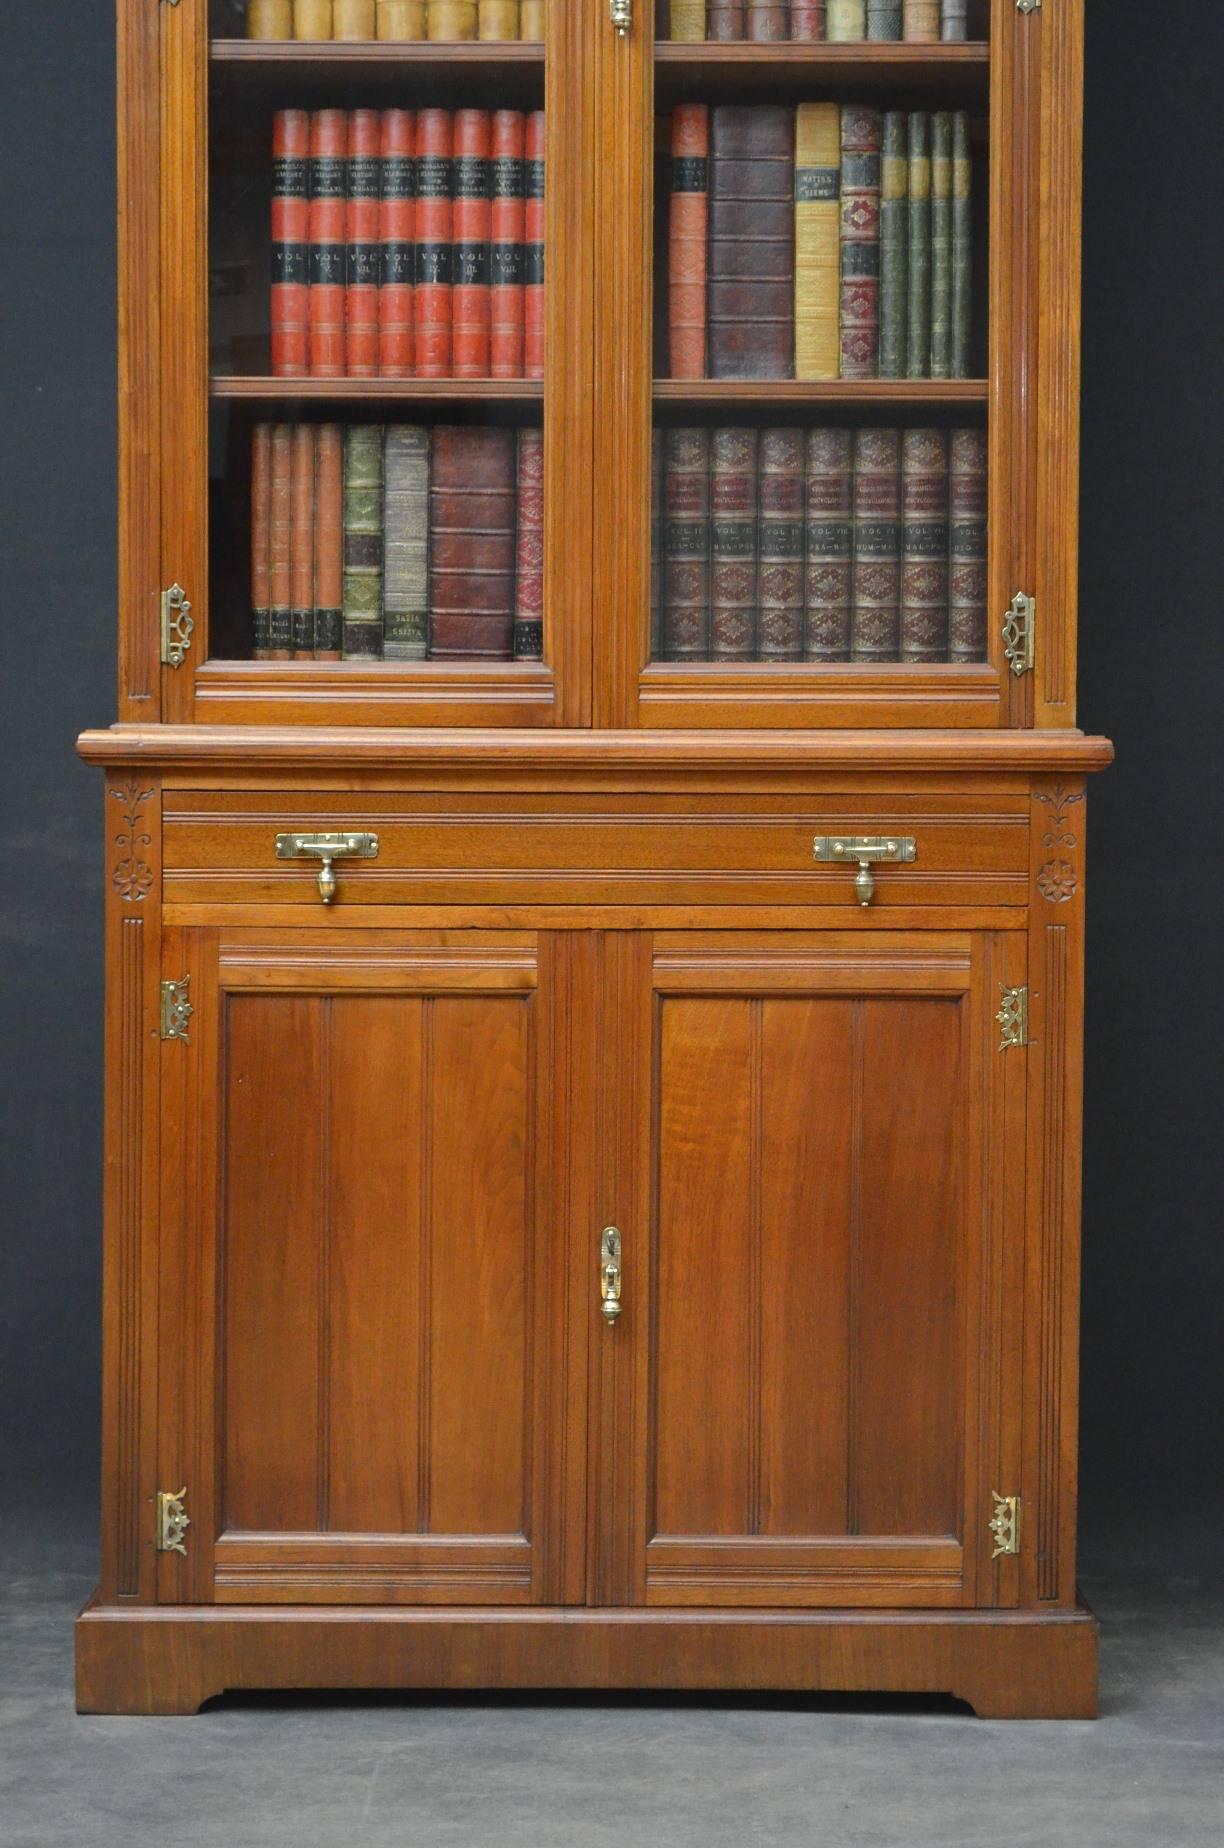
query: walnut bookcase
[{"left": 78, "top": 0, "right": 1108, "bottom": 1718}]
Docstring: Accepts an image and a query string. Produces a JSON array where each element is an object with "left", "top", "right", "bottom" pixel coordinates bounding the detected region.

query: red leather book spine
[
  {"left": 271, "top": 110, "right": 310, "bottom": 376},
  {"left": 490, "top": 110, "right": 526, "bottom": 379},
  {"left": 416, "top": 108, "right": 454, "bottom": 378},
  {"left": 514, "top": 427, "right": 545, "bottom": 658},
  {"left": 379, "top": 109, "right": 415, "bottom": 376},
  {"left": 453, "top": 109, "right": 493, "bottom": 378},
  {"left": 268, "top": 423, "right": 294, "bottom": 659},
  {"left": 290, "top": 422, "right": 317, "bottom": 657},
  {"left": 250, "top": 423, "right": 273, "bottom": 658},
  {"left": 429, "top": 426, "right": 517, "bottom": 657},
  {"left": 309, "top": 109, "right": 348, "bottom": 376},
  {"left": 524, "top": 110, "right": 545, "bottom": 379},
  {"left": 313, "top": 423, "right": 344, "bottom": 660},
  {"left": 668, "top": 104, "right": 709, "bottom": 380},
  {"left": 790, "top": 3, "right": 826, "bottom": 35},
  {"left": 345, "top": 109, "right": 381, "bottom": 377}
]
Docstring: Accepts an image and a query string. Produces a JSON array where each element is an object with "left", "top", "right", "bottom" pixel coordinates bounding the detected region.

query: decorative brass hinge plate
[
  {"left": 990, "top": 1492, "right": 1021, "bottom": 1559},
  {"left": 156, "top": 1488, "right": 190, "bottom": 1556},
  {"left": 996, "top": 985, "right": 1029, "bottom": 1051},
  {"left": 160, "top": 583, "right": 194, "bottom": 667},
  {"left": 1002, "top": 592, "right": 1036, "bottom": 676},
  {"left": 160, "top": 976, "right": 193, "bottom": 1044}
]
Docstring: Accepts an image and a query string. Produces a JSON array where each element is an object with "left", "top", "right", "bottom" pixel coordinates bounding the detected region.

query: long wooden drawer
[{"left": 162, "top": 789, "right": 1030, "bottom": 909}]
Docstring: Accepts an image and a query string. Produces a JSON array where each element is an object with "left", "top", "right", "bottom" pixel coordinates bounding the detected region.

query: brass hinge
[
  {"left": 990, "top": 1492, "right": 1021, "bottom": 1559},
  {"left": 996, "top": 984, "right": 1029, "bottom": 1051},
  {"left": 1016, "top": 0, "right": 1041, "bottom": 12},
  {"left": 160, "top": 976, "right": 193, "bottom": 1044},
  {"left": 160, "top": 583, "right": 194, "bottom": 667},
  {"left": 156, "top": 1488, "right": 190, "bottom": 1556},
  {"left": 1002, "top": 592, "right": 1035, "bottom": 676}
]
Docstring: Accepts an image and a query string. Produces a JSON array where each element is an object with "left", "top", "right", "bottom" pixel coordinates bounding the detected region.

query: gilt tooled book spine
[
  {"left": 271, "top": 109, "right": 310, "bottom": 376},
  {"left": 290, "top": 422, "right": 317, "bottom": 657},
  {"left": 294, "top": 1, "right": 333, "bottom": 38},
  {"left": 930, "top": 112, "right": 953, "bottom": 378},
  {"left": 941, "top": 0, "right": 968, "bottom": 40},
  {"left": 249, "top": 0, "right": 293, "bottom": 37},
  {"left": 429, "top": 426, "right": 517, "bottom": 657},
  {"left": 879, "top": 111, "right": 908, "bottom": 380},
  {"left": 948, "top": 425, "right": 987, "bottom": 662},
  {"left": 708, "top": 2, "right": 745, "bottom": 39},
  {"left": 651, "top": 427, "right": 664, "bottom": 659},
  {"left": 377, "top": 0, "right": 427, "bottom": 36},
  {"left": 416, "top": 109, "right": 454, "bottom": 378},
  {"left": 514, "top": 427, "right": 545, "bottom": 659},
  {"left": 794, "top": 103, "right": 841, "bottom": 383},
  {"left": 342, "top": 424, "right": 385, "bottom": 658},
  {"left": 708, "top": 106, "right": 795, "bottom": 381},
  {"left": 429, "top": 0, "right": 478, "bottom": 38},
  {"left": 454, "top": 110, "right": 493, "bottom": 378},
  {"left": 380, "top": 109, "right": 415, "bottom": 377},
  {"left": 826, "top": 0, "right": 865, "bottom": 39},
  {"left": 251, "top": 424, "right": 272, "bottom": 658},
  {"left": 951, "top": 111, "right": 972, "bottom": 378},
  {"left": 867, "top": 1, "right": 901, "bottom": 38},
  {"left": 333, "top": 0, "right": 375, "bottom": 37},
  {"left": 902, "top": 0, "right": 939, "bottom": 38},
  {"left": 900, "top": 427, "right": 949, "bottom": 661},
  {"left": 747, "top": 3, "right": 788, "bottom": 39},
  {"left": 479, "top": 0, "right": 520, "bottom": 35},
  {"left": 789, "top": 2, "right": 826, "bottom": 35},
  {"left": 346, "top": 110, "right": 381, "bottom": 377},
  {"left": 668, "top": 105, "right": 709, "bottom": 380},
  {"left": 309, "top": 111, "right": 348, "bottom": 376},
  {"left": 663, "top": 427, "right": 711, "bottom": 661},
  {"left": 313, "top": 424, "right": 344, "bottom": 659},
  {"left": 838, "top": 105, "right": 881, "bottom": 379},
  {"left": 524, "top": 112, "right": 546, "bottom": 379},
  {"left": 906, "top": 111, "right": 931, "bottom": 377},
  {"left": 757, "top": 428, "right": 805, "bottom": 660},
  {"left": 268, "top": 423, "right": 294, "bottom": 658},
  {"left": 804, "top": 426, "right": 853, "bottom": 662},
  {"left": 851, "top": 426, "right": 900, "bottom": 662},
  {"left": 710, "top": 428, "right": 758, "bottom": 660},
  {"left": 668, "top": 1, "right": 706, "bottom": 37},
  {"left": 383, "top": 425, "right": 431, "bottom": 660},
  {"left": 491, "top": 112, "right": 526, "bottom": 379}
]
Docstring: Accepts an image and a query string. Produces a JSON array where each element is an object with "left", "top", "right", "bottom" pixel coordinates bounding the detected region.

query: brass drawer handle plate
[
  {"left": 813, "top": 835, "right": 918, "bottom": 907},
  {"left": 600, "top": 1227, "right": 623, "bottom": 1325},
  {"left": 275, "top": 832, "right": 380, "bottom": 905}
]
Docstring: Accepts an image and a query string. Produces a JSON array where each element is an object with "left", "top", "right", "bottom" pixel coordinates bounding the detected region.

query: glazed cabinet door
[
  {"left": 593, "top": 928, "right": 1027, "bottom": 1610},
  {"left": 155, "top": 926, "right": 588, "bottom": 1606}
]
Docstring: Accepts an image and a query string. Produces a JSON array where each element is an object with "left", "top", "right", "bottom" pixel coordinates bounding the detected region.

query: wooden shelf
[
  {"left": 211, "top": 376, "right": 544, "bottom": 402},
  {"left": 654, "top": 39, "right": 990, "bottom": 100},
  {"left": 654, "top": 379, "right": 988, "bottom": 405},
  {"left": 211, "top": 38, "right": 544, "bottom": 68}
]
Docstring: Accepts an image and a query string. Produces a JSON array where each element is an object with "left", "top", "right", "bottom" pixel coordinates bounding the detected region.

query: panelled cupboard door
[
  {"left": 592, "top": 930, "right": 1027, "bottom": 1611},
  {"left": 154, "top": 926, "right": 590, "bottom": 1607}
]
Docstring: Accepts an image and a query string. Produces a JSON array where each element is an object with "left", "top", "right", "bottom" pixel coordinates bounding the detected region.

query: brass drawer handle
[
  {"left": 600, "top": 1227, "right": 623, "bottom": 1325},
  {"left": 275, "top": 832, "right": 379, "bottom": 905},
  {"left": 813, "top": 835, "right": 917, "bottom": 907}
]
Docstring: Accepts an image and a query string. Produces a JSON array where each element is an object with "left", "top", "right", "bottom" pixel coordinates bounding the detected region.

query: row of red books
[{"left": 271, "top": 106, "right": 546, "bottom": 380}]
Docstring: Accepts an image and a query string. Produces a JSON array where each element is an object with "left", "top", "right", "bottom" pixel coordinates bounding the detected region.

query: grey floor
[{"left": 3, "top": 1512, "right": 1221, "bottom": 1848}]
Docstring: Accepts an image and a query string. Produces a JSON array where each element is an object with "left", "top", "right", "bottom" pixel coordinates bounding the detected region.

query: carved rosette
[{"left": 110, "top": 778, "right": 155, "bottom": 902}]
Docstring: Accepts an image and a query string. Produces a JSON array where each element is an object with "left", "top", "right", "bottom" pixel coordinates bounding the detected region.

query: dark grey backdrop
[{"left": 2, "top": 1, "right": 1220, "bottom": 1557}]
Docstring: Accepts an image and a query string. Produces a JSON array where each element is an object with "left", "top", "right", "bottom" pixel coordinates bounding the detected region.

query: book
[
  {"left": 342, "top": 424, "right": 385, "bottom": 658},
  {"left": 708, "top": 2, "right": 746, "bottom": 36},
  {"left": 251, "top": 424, "right": 272, "bottom": 658},
  {"left": 514, "top": 427, "right": 545, "bottom": 659},
  {"left": 521, "top": 0, "right": 545, "bottom": 34},
  {"left": 900, "top": 427, "right": 948, "bottom": 661},
  {"left": 838, "top": 105, "right": 881, "bottom": 379},
  {"left": 747, "top": 3, "right": 788, "bottom": 38},
  {"left": 268, "top": 424, "right": 294, "bottom": 658},
  {"left": 309, "top": 110, "right": 348, "bottom": 377},
  {"left": 383, "top": 425, "right": 430, "bottom": 660},
  {"left": 789, "top": 2, "right": 826, "bottom": 34},
  {"left": 249, "top": 0, "right": 293, "bottom": 34},
  {"left": 951, "top": 111, "right": 972, "bottom": 377},
  {"left": 454, "top": 109, "right": 493, "bottom": 378},
  {"left": 903, "top": 0, "right": 939, "bottom": 37},
  {"left": 668, "top": 0, "right": 707, "bottom": 35},
  {"left": 879, "top": 112, "right": 908, "bottom": 380},
  {"left": 377, "top": 1, "right": 427, "bottom": 35},
  {"left": 906, "top": 111, "right": 931, "bottom": 378},
  {"left": 663, "top": 427, "right": 711, "bottom": 660},
  {"left": 416, "top": 108, "right": 454, "bottom": 378},
  {"left": 757, "top": 427, "right": 805, "bottom": 660},
  {"left": 290, "top": 422, "right": 317, "bottom": 657},
  {"left": 346, "top": 109, "right": 381, "bottom": 378},
  {"left": 804, "top": 426, "right": 852, "bottom": 662},
  {"left": 794, "top": 103, "right": 841, "bottom": 383},
  {"left": 491, "top": 111, "right": 526, "bottom": 379},
  {"left": 313, "top": 424, "right": 344, "bottom": 659},
  {"left": 379, "top": 109, "right": 415, "bottom": 377},
  {"left": 651, "top": 427, "right": 665, "bottom": 659},
  {"left": 710, "top": 428, "right": 758, "bottom": 660},
  {"left": 429, "top": 1, "right": 477, "bottom": 36},
  {"left": 930, "top": 112, "right": 953, "bottom": 379},
  {"left": 948, "top": 425, "right": 987, "bottom": 662},
  {"left": 941, "top": 0, "right": 968, "bottom": 39},
  {"left": 429, "top": 426, "right": 517, "bottom": 657},
  {"left": 525, "top": 111, "right": 546, "bottom": 379},
  {"left": 826, "top": 1, "right": 865, "bottom": 39},
  {"left": 708, "top": 106, "right": 795, "bottom": 381},
  {"left": 271, "top": 110, "right": 310, "bottom": 376},
  {"left": 294, "top": 1, "right": 333, "bottom": 36},
  {"left": 333, "top": 0, "right": 375, "bottom": 35},
  {"left": 851, "top": 426, "right": 900, "bottom": 662},
  {"left": 867, "top": 1, "right": 901, "bottom": 37},
  {"left": 478, "top": 0, "right": 520, "bottom": 33},
  {"left": 668, "top": 105, "right": 710, "bottom": 381}
]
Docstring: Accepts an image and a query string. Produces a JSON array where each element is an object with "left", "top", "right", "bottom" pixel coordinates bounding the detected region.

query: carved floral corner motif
[
  {"left": 110, "top": 778, "right": 155, "bottom": 902},
  {"left": 1034, "top": 783, "right": 1084, "bottom": 905}
]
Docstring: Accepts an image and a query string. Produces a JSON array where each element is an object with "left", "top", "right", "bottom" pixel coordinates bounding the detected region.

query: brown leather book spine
[
  {"left": 790, "top": 3, "right": 826, "bottom": 36},
  {"left": 428, "top": 1, "right": 478, "bottom": 37},
  {"left": 380, "top": 109, "right": 415, "bottom": 377},
  {"left": 663, "top": 427, "right": 711, "bottom": 660},
  {"left": 309, "top": 110, "right": 348, "bottom": 376},
  {"left": 290, "top": 424, "right": 317, "bottom": 657},
  {"left": 313, "top": 424, "right": 344, "bottom": 659},
  {"left": 333, "top": 0, "right": 375, "bottom": 35},
  {"left": 429, "top": 426, "right": 516, "bottom": 657},
  {"left": 948, "top": 425, "right": 987, "bottom": 661},
  {"left": 478, "top": 0, "right": 520, "bottom": 35},
  {"left": 900, "top": 427, "right": 949, "bottom": 661},
  {"left": 839, "top": 104, "right": 882, "bottom": 379},
  {"left": 346, "top": 110, "right": 381, "bottom": 378},
  {"left": 377, "top": 0, "right": 427, "bottom": 35},
  {"left": 804, "top": 426, "right": 852, "bottom": 661},
  {"left": 416, "top": 108, "right": 454, "bottom": 378},
  {"left": 903, "top": 0, "right": 939, "bottom": 37},
  {"left": 271, "top": 109, "right": 310, "bottom": 376},
  {"left": 521, "top": 1, "right": 545, "bottom": 37},
  {"left": 757, "top": 427, "right": 805, "bottom": 659},
  {"left": 710, "top": 427, "right": 758, "bottom": 660},
  {"left": 651, "top": 427, "right": 664, "bottom": 659},
  {"left": 268, "top": 423, "right": 294, "bottom": 659},
  {"left": 250, "top": 424, "right": 273, "bottom": 658},
  {"left": 249, "top": 0, "right": 293, "bottom": 37},
  {"left": 747, "top": 3, "right": 787, "bottom": 37},
  {"left": 708, "top": 106, "right": 795, "bottom": 381},
  {"left": 514, "top": 427, "right": 545, "bottom": 658},
  {"left": 294, "top": 1, "right": 333, "bottom": 38},
  {"left": 524, "top": 111, "right": 546, "bottom": 379},
  {"left": 708, "top": 2, "right": 745, "bottom": 37},
  {"left": 668, "top": 105, "right": 709, "bottom": 381},
  {"left": 490, "top": 111, "right": 526, "bottom": 379},
  {"left": 851, "top": 426, "right": 901, "bottom": 661},
  {"left": 454, "top": 110, "right": 493, "bottom": 378}
]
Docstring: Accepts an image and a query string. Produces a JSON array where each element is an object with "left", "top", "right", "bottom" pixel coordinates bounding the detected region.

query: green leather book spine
[
  {"left": 382, "top": 425, "right": 430, "bottom": 661},
  {"left": 951, "top": 111, "right": 972, "bottom": 378},
  {"left": 930, "top": 111, "right": 953, "bottom": 379},
  {"left": 879, "top": 112, "right": 908, "bottom": 379},
  {"left": 905, "top": 111, "right": 930, "bottom": 378},
  {"left": 342, "top": 424, "right": 385, "bottom": 659}
]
